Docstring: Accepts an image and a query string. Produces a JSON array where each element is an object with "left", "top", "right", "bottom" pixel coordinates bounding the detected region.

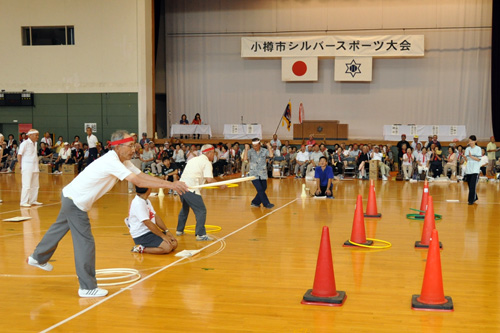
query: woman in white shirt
[
  {"left": 443, "top": 147, "right": 457, "bottom": 178},
  {"left": 417, "top": 147, "right": 429, "bottom": 177},
  {"left": 402, "top": 147, "right": 414, "bottom": 180}
]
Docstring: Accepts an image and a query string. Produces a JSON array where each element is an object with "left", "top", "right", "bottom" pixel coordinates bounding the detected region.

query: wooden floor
[{"left": 1, "top": 172, "right": 499, "bottom": 332}]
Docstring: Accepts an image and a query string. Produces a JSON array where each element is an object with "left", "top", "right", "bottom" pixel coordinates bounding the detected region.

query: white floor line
[
  {"left": 40, "top": 198, "right": 298, "bottom": 333},
  {"left": 0, "top": 202, "right": 61, "bottom": 216}
]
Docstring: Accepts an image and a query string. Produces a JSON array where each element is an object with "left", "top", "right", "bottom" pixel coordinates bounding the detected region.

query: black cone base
[
  {"left": 415, "top": 241, "right": 443, "bottom": 249},
  {"left": 343, "top": 239, "right": 373, "bottom": 247},
  {"left": 301, "top": 289, "right": 346, "bottom": 307},
  {"left": 411, "top": 295, "right": 454, "bottom": 312}
]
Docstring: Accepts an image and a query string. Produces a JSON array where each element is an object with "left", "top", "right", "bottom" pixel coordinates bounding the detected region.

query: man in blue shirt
[
  {"left": 314, "top": 156, "right": 334, "bottom": 198},
  {"left": 243, "top": 138, "right": 274, "bottom": 209}
]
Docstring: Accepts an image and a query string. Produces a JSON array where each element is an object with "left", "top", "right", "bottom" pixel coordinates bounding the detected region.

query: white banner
[
  {"left": 282, "top": 57, "right": 318, "bottom": 81},
  {"left": 334, "top": 56, "right": 372, "bottom": 82},
  {"left": 242, "top": 35, "right": 424, "bottom": 58}
]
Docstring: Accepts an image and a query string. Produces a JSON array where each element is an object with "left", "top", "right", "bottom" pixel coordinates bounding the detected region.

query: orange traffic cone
[
  {"left": 344, "top": 195, "right": 373, "bottom": 247},
  {"left": 412, "top": 229, "right": 453, "bottom": 311},
  {"left": 415, "top": 196, "right": 442, "bottom": 249},
  {"left": 302, "top": 226, "right": 347, "bottom": 307},
  {"left": 364, "top": 180, "right": 382, "bottom": 218},
  {"left": 418, "top": 180, "right": 430, "bottom": 217}
]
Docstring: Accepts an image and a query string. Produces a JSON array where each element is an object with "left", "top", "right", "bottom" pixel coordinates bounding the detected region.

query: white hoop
[{"left": 96, "top": 268, "right": 141, "bottom": 287}]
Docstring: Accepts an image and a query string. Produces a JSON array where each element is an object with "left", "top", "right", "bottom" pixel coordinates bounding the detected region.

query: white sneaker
[
  {"left": 0, "top": 199, "right": 2, "bottom": 203},
  {"left": 196, "top": 234, "right": 214, "bottom": 241},
  {"left": 78, "top": 288, "right": 108, "bottom": 298},
  {"left": 176, "top": 231, "right": 184, "bottom": 236},
  {"left": 382, "top": 175, "right": 388, "bottom": 181},
  {"left": 20, "top": 203, "right": 31, "bottom": 208},
  {"left": 31, "top": 201, "right": 43, "bottom": 206},
  {"left": 7, "top": 168, "right": 12, "bottom": 173},
  {"left": 27, "top": 256, "right": 53, "bottom": 271}
]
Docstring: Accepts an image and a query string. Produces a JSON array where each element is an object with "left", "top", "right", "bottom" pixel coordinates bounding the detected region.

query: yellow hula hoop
[
  {"left": 348, "top": 238, "right": 392, "bottom": 249},
  {"left": 184, "top": 225, "right": 222, "bottom": 234}
]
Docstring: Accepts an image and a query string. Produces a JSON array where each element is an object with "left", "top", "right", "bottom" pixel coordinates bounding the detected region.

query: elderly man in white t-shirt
[
  {"left": 18, "top": 129, "right": 43, "bottom": 207},
  {"left": 370, "top": 146, "right": 390, "bottom": 180},
  {"left": 27, "top": 130, "right": 188, "bottom": 298}
]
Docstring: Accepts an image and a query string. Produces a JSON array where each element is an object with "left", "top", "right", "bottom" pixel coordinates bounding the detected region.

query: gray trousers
[
  {"left": 177, "top": 191, "right": 207, "bottom": 236},
  {"left": 32, "top": 194, "right": 97, "bottom": 289}
]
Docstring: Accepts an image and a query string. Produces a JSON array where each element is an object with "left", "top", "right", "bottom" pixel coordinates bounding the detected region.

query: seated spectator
[
  {"left": 213, "top": 144, "right": 229, "bottom": 177},
  {"left": 72, "top": 135, "right": 81, "bottom": 150},
  {"left": 149, "top": 141, "right": 159, "bottom": 157},
  {"left": 371, "top": 145, "right": 390, "bottom": 180},
  {"left": 306, "top": 144, "right": 324, "bottom": 175},
  {"left": 429, "top": 145, "right": 443, "bottom": 178},
  {"left": 125, "top": 186, "right": 178, "bottom": 254},
  {"left": 173, "top": 144, "right": 185, "bottom": 170},
  {"left": 140, "top": 143, "right": 155, "bottom": 172},
  {"left": 53, "top": 142, "right": 72, "bottom": 174},
  {"left": 383, "top": 144, "right": 394, "bottom": 171},
  {"left": 402, "top": 147, "right": 415, "bottom": 180},
  {"left": 443, "top": 147, "right": 457, "bottom": 178},
  {"left": 357, "top": 145, "right": 370, "bottom": 179},
  {"left": 191, "top": 113, "right": 202, "bottom": 139},
  {"left": 19, "top": 132, "right": 27, "bottom": 143},
  {"left": 179, "top": 114, "right": 189, "bottom": 139},
  {"left": 41, "top": 132, "right": 53, "bottom": 149},
  {"left": 0, "top": 141, "right": 8, "bottom": 171},
  {"left": 270, "top": 134, "right": 282, "bottom": 149},
  {"left": 163, "top": 142, "right": 174, "bottom": 159},
  {"left": 53, "top": 136, "right": 64, "bottom": 155},
  {"left": 7, "top": 134, "right": 17, "bottom": 149},
  {"left": 306, "top": 134, "right": 316, "bottom": 150},
  {"left": 241, "top": 143, "right": 250, "bottom": 177},
  {"left": 186, "top": 144, "right": 199, "bottom": 162},
  {"left": 480, "top": 148, "right": 488, "bottom": 176},
  {"left": 417, "top": 147, "right": 430, "bottom": 178},
  {"left": 314, "top": 156, "right": 334, "bottom": 198},
  {"left": 294, "top": 145, "right": 310, "bottom": 178},
  {"left": 6, "top": 142, "right": 18, "bottom": 172},
  {"left": 397, "top": 134, "right": 411, "bottom": 167},
  {"left": 330, "top": 147, "right": 345, "bottom": 178},
  {"left": 38, "top": 142, "right": 53, "bottom": 164},
  {"left": 319, "top": 143, "right": 330, "bottom": 159},
  {"left": 456, "top": 145, "right": 466, "bottom": 178},
  {"left": 287, "top": 146, "right": 297, "bottom": 176},
  {"left": 70, "top": 142, "right": 85, "bottom": 172},
  {"left": 160, "top": 157, "right": 180, "bottom": 183},
  {"left": 140, "top": 132, "right": 151, "bottom": 148}
]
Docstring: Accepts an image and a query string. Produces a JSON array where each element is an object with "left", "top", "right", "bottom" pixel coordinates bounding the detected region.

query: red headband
[
  {"left": 110, "top": 137, "right": 134, "bottom": 146},
  {"left": 202, "top": 147, "right": 214, "bottom": 153}
]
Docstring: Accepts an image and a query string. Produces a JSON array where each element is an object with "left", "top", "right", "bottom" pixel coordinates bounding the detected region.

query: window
[{"left": 21, "top": 26, "right": 75, "bottom": 46}]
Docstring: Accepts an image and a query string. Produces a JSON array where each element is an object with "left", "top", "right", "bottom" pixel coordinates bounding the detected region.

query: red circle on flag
[{"left": 292, "top": 61, "right": 307, "bottom": 76}]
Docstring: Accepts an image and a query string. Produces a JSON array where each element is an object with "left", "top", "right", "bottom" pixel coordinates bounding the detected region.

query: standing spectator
[
  {"left": 179, "top": 114, "right": 189, "bottom": 139},
  {"left": 139, "top": 133, "right": 151, "bottom": 148},
  {"left": 72, "top": 135, "right": 81, "bottom": 149},
  {"left": 191, "top": 113, "right": 202, "bottom": 139},
  {"left": 396, "top": 134, "right": 411, "bottom": 166},
  {"left": 411, "top": 135, "right": 421, "bottom": 150},
  {"left": 18, "top": 129, "right": 43, "bottom": 207},
  {"left": 486, "top": 136, "right": 499, "bottom": 177},
  {"left": 464, "top": 135, "right": 481, "bottom": 205},
  {"left": 243, "top": 139, "right": 274, "bottom": 209},
  {"left": 306, "top": 134, "right": 316, "bottom": 151},
  {"left": 86, "top": 127, "right": 98, "bottom": 165}
]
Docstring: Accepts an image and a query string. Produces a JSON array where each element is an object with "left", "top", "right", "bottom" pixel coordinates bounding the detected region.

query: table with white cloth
[
  {"left": 383, "top": 125, "right": 467, "bottom": 141},
  {"left": 170, "top": 124, "right": 212, "bottom": 138},
  {"left": 223, "top": 124, "right": 262, "bottom": 140}
]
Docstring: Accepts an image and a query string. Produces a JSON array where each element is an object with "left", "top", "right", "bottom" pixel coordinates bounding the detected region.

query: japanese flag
[
  {"left": 282, "top": 57, "right": 318, "bottom": 81},
  {"left": 334, "top": 56, "right": 372, "bottom": 82}
]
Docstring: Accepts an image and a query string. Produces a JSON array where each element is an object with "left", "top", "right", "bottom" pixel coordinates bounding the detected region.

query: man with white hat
[
  {"left": 18, "top": 129, "right": 42, "bottom": 207},
  {"left": 176, "top": 144, "right": 223, "bottom": 241}
]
